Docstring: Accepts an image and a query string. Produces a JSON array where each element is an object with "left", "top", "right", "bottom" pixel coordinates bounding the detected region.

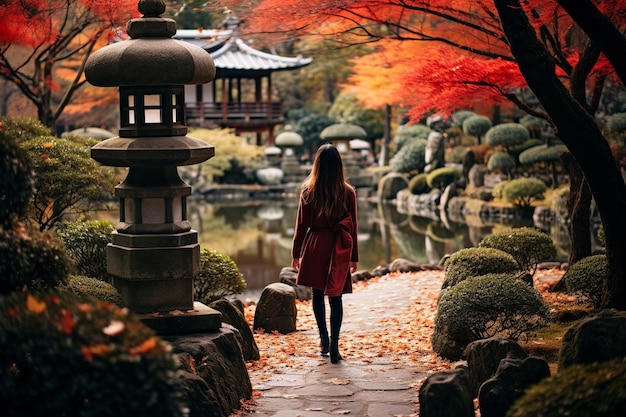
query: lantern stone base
[{"left": 139, "top": 301, "right": 222, "bottom": 334}]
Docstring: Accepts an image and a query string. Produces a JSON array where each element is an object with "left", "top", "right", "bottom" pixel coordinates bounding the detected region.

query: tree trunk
[
  {"left": 552, "top": 153, "right": 592, "bottom": 292},
  {"left": 494, "top": 0, "right": 626, "bottom": 310}
]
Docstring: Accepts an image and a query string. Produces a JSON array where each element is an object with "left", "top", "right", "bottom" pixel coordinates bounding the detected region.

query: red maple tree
[
  {"left": 0, "top": 0, "right": 138, "bottom": 128},
  {"left": 241, "top": 0, "right": 626, "bottom": 309}
]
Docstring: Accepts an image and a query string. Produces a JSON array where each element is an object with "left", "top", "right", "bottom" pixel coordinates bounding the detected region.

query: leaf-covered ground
[{"left": 240, "top": 269, "right": 570, "bottom": 415}]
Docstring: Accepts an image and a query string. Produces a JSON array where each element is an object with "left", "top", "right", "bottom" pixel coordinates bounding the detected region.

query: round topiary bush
[
  {"left": 478, "top": 227, "right": 557, "bottom": 276},
  {"left": 491, "top": 180, "right": 509, "bottom": 199},
  {"left": 462, "top": 115, "right": 492, "bottom": 140},
  {"left": 487, "top": 152, "right": 516, "bottom": 173},
  {"left": 502, "top": 178, "right": 547, "bottom": 210},
  {"left": 562, "top": 254, "right": 607, "bottom": 308},
  {"left": 57, "top": 220, "right": 115, "bottom": 283},
  {"left": 0, "top": 227, "right": 70, "bottom": 295},
  {"left": 195, "top": 249, "right": 247, "bottom": 304},
  {"left": 506, "top": 359, "right": 626, "bottom": 417},
  {"left": 426, "top": 166, "right": 460, "bottom": 190},
  {"left": 62, "top": 275, "right": 123, "bottom": 305},
  {"left": 390, "top": 139, "right": 427, "bottom": 173},
  {"left": 433, "top": 273, "right": 549, "bottom": 360},
  {"left": 0, "top": 125, "right": 33, "bottom": 227},
  {"left": 0, "top": 290, "right": 185, "bottom": 417},
  {"left": 442, "top": 247, "right": 519, "bottom": 289},
  {"left": 409, "top": 173, "right": 429, "bottom": 195},
  {"left": 485, "top": 123, "right": 530, "bottom": 150}
]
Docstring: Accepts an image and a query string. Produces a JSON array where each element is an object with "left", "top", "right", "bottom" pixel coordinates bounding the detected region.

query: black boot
[
  {"left": 320, "top": 331, "right": 329, "bottom": 356},
  {"left": 330, "top": 338, "right": 342, "bottom": 364}
]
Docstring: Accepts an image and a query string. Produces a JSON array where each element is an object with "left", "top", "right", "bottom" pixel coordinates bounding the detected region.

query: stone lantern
[
  {"left": 85, "top": 0, "right": 220, "bottom": 334},
  {"left": 320, "top": 121, "right": 366, "bottom": 181},
  {"left": 275, "top": 125, "right": 304, "bottom": 183}
]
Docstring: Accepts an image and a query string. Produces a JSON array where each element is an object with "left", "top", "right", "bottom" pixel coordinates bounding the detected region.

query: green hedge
[
  {"left": 0, "top": 126, "right": 33, "bottom": 227},
  {"left": 507, "top": 359, "right": 626, "bottom": 417},
  {"left": 194, "top": 249, "right": 247, "bottom": 304},
  {"left": 62, "top": 275, "right": 123, "bottom": 305},
  {"left": 426, "top": 166, "right": 460, "bottom": 190},
  {"left": 479, "top": 227, "right": 556, "bottom": 276},
  {"left": 390, "top": 139, "right": 427, "bottom": 174},
  {"left": 502, "top": 178, "right": 547, "bottom": 209},
  {"left": 0, "top": 290, "right": 184, "bottom": 417},
  {"left": 57, "top": 220, "right": 115, "bottom": 283},
  {"left": 409, "top": 173, "right": 429, "bottom": 195},
  {"left": 433, "top": 274, "right": 549, "bottom": 359},
  {"left": 0, "top": 228, "right": 70, "bottom": 295},
  {"left": 443, "top": 247, "right": 519, "bottom": 289},
  {"left": 562, "top": 254, "right": 607, "bottom": 308}
]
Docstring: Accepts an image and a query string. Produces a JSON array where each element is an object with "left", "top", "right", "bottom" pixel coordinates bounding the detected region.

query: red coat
[{"left": 292, "top": 187, "right": 358, "bottom": 296}]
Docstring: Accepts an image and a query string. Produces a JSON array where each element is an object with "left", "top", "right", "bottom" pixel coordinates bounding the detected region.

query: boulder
[
  {"left": 419, "top": 366, "right": 474, "bottom": 417},
  {"left": 468, "top": 164, "right": 485, "bottom": 188},
  {"left": 253, "top": 283, "right": 297, "bottom": 334},
  {"left": 209, "top": 299, "right": 259, "bottom": 361},
  {"left": 279, "top": 267, "right": 311, "bottom": 301},
  {"left": 558, "top": 309, "right": 626, "bottom": 371},
  {"left": 463, "top": 336, "right": 528, "bottom": 395},
  {"left": 378, "top": 172, "right": 409, "bottom": 200},
  {"left": 389, "top": 258, "right": 423, "bottom": 273},
  {"left": 166, "top": 325, "right": 252, "bottom": 417},
  {"left": 478, "top": 356, "right": 550, "bottom": 417}
]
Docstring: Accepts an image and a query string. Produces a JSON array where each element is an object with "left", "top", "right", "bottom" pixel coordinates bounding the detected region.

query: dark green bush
[
  {"left": 479, "top": 227, "right": 557, "bottom": 276},
  {"left": 0, "top": 117, "right": 53, "bottom": 142},
  {"left": 433, "top": 273, "right": 549, "bottom": 358},
  {"left": 0, "top": 125, "right": 33, "bottom": 227},
  {"left": 62, "top": 275, "right": 123, "bottom": 305},
  {"left": 562, "top": 254, "right": 607, "bottom": 308},
  {"left": 487, "top": 152, "right": 516, "bottom": 173},
  {"left": 0, "top": 290, "right": 184, "bottom": 417},
  {"left": 462, "top": 115, "right": 492, "bottom": 139},
  {"left": 19, "top": 134, "right": 117, "bottom": 231},
  {"left": 408, "top": 173, "right": 429, "bottom": 195},
  {"left": 485, "top": 123, "right": 530, "bottom": 150},
  {"left": 426, "top": 166, "right": 460, "bottom": 190},
  {"left": 0, "top": 227, "right": 70, "bottom": 295},
  {"left": 393, "top": 124, "right": 431, "bottom": 152},
  {"left": 506, "top": 359, "right": 626, "bottom": 417},
  {"left": 390, "top": 139, "right": 427, "bottom": 173},
  {"left": 442, "top": 247, "right": 519, "bottom": 289},
  {"left": 502, "top": 178, "right": 547, "bottom": 210},
  {"left": 57, "top": 220, "right": 115, "bottom": 282},
  {"left": 194, "top": 249, "right": 246, "bottom": 304}
]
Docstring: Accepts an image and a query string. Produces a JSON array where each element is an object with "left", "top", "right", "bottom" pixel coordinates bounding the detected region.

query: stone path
[{"left": 241, "top": 273, "right": 436, "bottom": 417}]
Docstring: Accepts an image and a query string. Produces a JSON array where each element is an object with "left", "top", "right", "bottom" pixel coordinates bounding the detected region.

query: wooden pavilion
[{"left": 176, "top": 15, "right": 312, "bottom": 146}]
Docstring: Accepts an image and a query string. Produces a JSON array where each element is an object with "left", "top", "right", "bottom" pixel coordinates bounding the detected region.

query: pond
[{"left": 92, "top": 197, "right": 587, "bottom": 300}]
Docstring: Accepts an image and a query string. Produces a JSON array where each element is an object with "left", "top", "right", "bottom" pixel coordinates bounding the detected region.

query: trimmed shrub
[
  {"left": 0, "top": 227, "right": 70, "bottom": 295},
  {"left": 452, "top": 110, "right": 477, "bottom": 126},
  {"left": 0, "top": 117, "right": 52, "bottom": 142},
  {"left": 485, "top": 123, "right": 530, "bottom": 150},
  {"left": 606, "top": 112, "right": 626, "bottom": 134},
  {"left": 393, "top": 124, "right": 430, "bottom": 152},
  {"left": 0, "top": 125, "right": 33, "bottom": 227},
  {"left": 195, "top": 249, "right": 247, "bottom": 304},
  {"left": 491, "top": 180, "right": 509, "bottom": 199},
  {"left": 390, "top": 139, "right": 427, "bottom": 173},
  {"left": 62, "top": 275, "right": 123, "bottom": 305},
  {"left": 462, "top": 115, "right": 492, "bottom": 140},
  {"left": 478, "top": 227, "right": 557, "bottom": 276},
  {"left": 518, "top": 144, "right": 568, "bottom": 165},
  {"left": 507, "top": 359, "right": 626, "bottom": 417},
  {"left": 0, "top": 290, "right": 184, "bottom": 417},
  {"left": 442, "top": 247, "right": 519, "bottom": 289},
  {"left": 409, "top": 173, "right": 429, "bottom": 195},
  {"left": 433, "top": 274, "right": 549, "bottom": 359},
  {"left": 487, "top": 152, "right": 516, "bottom": 173},
  {"left": 502, "top": 178, "right": 547, "bottom": 210},
  {"left": 57, "top": 220, "right": 115, "bottom": 283},
  {"left": 562, "top": 254, "right": 607, "bottom": 308},
  {"left": 426, "top": 166, "right": 460, "bottom": 190}
]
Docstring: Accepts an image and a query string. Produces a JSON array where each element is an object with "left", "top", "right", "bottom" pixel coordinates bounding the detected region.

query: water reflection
[{"left": 186, "top": 199, "right": 573, "bottom": 295}]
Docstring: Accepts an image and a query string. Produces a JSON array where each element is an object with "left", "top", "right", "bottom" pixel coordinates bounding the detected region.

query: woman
[{"left": 291, "top": 144, "right": 358, "bottom": 363}]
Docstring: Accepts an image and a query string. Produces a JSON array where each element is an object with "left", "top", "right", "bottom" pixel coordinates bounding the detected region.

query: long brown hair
[{"left": 301, "top": 144, "right": 351, "bottom": 218}]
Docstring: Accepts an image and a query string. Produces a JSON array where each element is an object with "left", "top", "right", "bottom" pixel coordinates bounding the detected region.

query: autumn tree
[
  {"left": 242, "top": 0, "right": 626, "bottom": 309},
  {"left": 0, "top": 0, "right": 137, "bottom": 129}
]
